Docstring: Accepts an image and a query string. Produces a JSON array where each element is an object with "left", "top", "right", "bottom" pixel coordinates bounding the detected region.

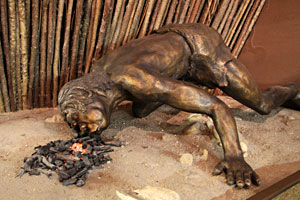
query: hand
[{"left": 213, "top": 157, "right": 260, "bottom": 188}]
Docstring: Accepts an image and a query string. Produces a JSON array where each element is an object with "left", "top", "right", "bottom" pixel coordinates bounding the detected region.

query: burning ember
[
  {"left": 17, "top": 136, "right": 118, "bottom": 187},
  {"left": 70, "top": 142, "right": 88, "bottom": 154}
]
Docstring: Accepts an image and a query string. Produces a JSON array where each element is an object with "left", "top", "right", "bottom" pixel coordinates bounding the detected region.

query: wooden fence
[{"left": 0, "top": 0, "right": 266, "bottom": 113}]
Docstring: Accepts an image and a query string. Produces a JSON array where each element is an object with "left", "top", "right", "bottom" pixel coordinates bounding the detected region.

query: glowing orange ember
[{"left": 70, "top": 143, "right": 88, "bottom": 154}]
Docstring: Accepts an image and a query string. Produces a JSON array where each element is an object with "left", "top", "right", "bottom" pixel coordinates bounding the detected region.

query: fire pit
[{"left": 17, "top": 135, "right": 117, "bottom": 187}]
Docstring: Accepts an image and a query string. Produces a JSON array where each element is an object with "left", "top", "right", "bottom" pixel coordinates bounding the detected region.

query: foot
[
  {"left": 286, "top": 83, "right": 300, "bottom": 109},
  {"left": 213, "top": 157, "right": 260, "bottom": 189}
]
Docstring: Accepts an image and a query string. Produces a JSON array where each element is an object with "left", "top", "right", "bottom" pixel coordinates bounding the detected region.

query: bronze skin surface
[{"left": 58, "top": 24, "right": 300, "bottom": 189}]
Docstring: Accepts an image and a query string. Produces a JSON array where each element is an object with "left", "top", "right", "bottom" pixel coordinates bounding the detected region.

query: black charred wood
[
  {"left": 58, "top": 170, "right": 71, "bottom": 180},
  {"left": 56, "top": 153, "right": 80, "bottom": 161},
  {"left": 64, "top": 177, "right": 78, "bottom": 186},
  {"left": 66, "top": 160, "right": 74, "bottom": 165},
  {"left": 41, "top": 156, "right": 56, "bottom": 170},
  {"left": 66, "top": 168, "right": 77, "bottom": 177},
  {"left": 75, "top": 168, "right": 88, "bottom": 179},
  {"left": 76, "top": 179, "right": 85, "bottom": 187},
  {"left": 82, "top": 142, "right": 87, "bottom": 149},
  {"left": 82, "top": 156, "right": 92, "bottom": 167},
  {"left": 19, "top": 135, "right": 115, "bottom": 186},
  {"left": 78, "top": 136, "right": 91, "bottom": 142},
  {"left": 29, "top": 170, "right": 41, "bottom": 176},
  {"left": 54, "top": 160, "right": 63, "bottom": 167},
  {"left": 75, "top": 151, "right": 82, "bottom": 158}
]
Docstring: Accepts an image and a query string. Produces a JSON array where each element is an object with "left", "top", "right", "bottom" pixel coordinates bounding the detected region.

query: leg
[
  {"left": 221, "top": 58, "right": 299, "bottom": 114},
  {"left": 114, "top": 67, "right": 259, "bottom": 188},
  {"left": 132, "top": 101, "right": 163, "bottom": 118}
]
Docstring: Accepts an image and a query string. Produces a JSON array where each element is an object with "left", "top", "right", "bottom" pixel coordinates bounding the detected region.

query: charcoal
[
  {"left": 18, "top": 135, "right": 116, "bottom": 187},
  {"left": 41, "top": 156, "right": 56, "bottom": 170},
  {"left": 48, "top": 155, "right": 55, "bottom": 164},
  {"left": 93, "top": 157, "right": 100, "bottom": 166},
  {"left": 55, "top": 143, "right": 66, "bottom": 151},
  {"left": 82, "top": 156, "right": 91, "bottom": 167},
  {"left": 74, "top": 161, "right": 82, "bottom": 170},
  {"left": 76, "top": 179, "right": 85, "bottom": 187},
  {"left": 75, "top": 151, "right": 82, "bottom": 158},
  {"left": 64, "top": 164, "right": 74, "bottom": 170},
  {"left": 82, "top": 142, "right": 87, "bottom": 149},
  {"left": 29, "top": 170, "right": 41, "bottom": 176},
  {"left": 59, "top": 176, "right": 64, "bottom": 182},
  {"left": 78, "top": 136, "right": 90, "bottom": 142},
  {"left": 16, "top": 168, "right": 25, "bottom": 177},
  {"left": 63, "top": 151, "right": 70, "bottom": 155},
  {"left": 66, "top": 160, "right": 74, "bottom": 165},
  {"left": 81, "top": 174, "right": 88, "bottom": 181},
  {"left": 54, "top": 160, "right": 63, "bottom": 167},
  {"left": 75, "top": 169, "right": 88, "bottom": 179},
  {"left": 39, "top": 146, "right": 50, "bottom": 155},
  {"left": 49, "top": 147, "right": 58, "bottom": 153},
  {"left": 66, "top": 168, "right": 77, "bottom": 177},
  {"left": 58, "top": 170, "right": 70, "bottom": 180},
  {"left": 63, "top": 177, "right": 77, "bottom": 186},
  {"left": 56, "top": 153, "right": 80, "bottom": 161},
  {"left": 23, "top": 163, "right": 32, "bottom": 172}
]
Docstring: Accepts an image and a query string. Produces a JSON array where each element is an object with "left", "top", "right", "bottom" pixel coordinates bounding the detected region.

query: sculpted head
[{"left": 58, "top": 75, "right": 111, "bottom": 137}]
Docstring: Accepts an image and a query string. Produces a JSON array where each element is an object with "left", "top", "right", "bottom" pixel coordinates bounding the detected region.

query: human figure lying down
[{"left": 58, "top": 23, "right": 300, "bottom": 189}]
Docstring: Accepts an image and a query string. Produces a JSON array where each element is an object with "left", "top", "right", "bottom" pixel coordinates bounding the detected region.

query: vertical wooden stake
[
  {"left": 40, "top": 0, "right": 49, "bottom": 107},
  {"left": 28, "top": 0, "right": 40, "bottom": 109},
  {"left": 69, "top": 0, "right": 84, "bottom": 80},
  {"left": 18, "top": 0, "right": 30, "bottom": 110},
  {"left": 52, "top": 0, "right": 64, "bottom": 107}
]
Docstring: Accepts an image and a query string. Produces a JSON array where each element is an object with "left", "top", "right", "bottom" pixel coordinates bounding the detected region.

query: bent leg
[
  {"left": 221, "top": 58, "right": 299, "bottom": 114},
  {"left": 115, "top": 68, "right": 259, "bottom": 188}
]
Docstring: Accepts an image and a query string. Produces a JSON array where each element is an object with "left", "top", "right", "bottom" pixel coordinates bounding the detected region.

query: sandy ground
[{"left": 0, "top": 96, "right": 299, "bottom": 200}]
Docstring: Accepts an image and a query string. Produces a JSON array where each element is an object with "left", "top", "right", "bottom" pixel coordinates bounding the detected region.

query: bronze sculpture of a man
[{"left": 58, "top": 23, "right": 300, "bottom": 188}]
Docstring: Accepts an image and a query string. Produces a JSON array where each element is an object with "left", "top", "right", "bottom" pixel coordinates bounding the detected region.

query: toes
[
  {"left": 235, "top": 171, "right": 245, "bottom": 189},
  {"left": 251, "top": 171, "right": 261, "bottom": 186},
  {"left": 213, "top": 161, "right": 226, "bottom": 176},
  {"left": 226, "top": 170, "right": 235, "bottom": 185}
]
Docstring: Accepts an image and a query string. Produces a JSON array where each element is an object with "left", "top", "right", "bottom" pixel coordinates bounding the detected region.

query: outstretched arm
[{"left": 112, "top": 65, "right": 260, "bottom": 188}]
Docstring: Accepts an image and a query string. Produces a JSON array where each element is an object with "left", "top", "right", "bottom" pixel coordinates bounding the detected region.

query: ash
[{"left": 17, "top": 135, "right": 117, "bottom": 187}]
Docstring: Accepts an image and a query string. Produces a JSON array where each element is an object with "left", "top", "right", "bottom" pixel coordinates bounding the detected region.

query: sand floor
[{"left": 0, "top": 96, "right": 299, "bottom": 200}]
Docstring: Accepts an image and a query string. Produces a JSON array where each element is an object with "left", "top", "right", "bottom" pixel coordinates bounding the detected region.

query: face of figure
[{"left": 63, "top": 101, "right": 109, "bottom": 136}]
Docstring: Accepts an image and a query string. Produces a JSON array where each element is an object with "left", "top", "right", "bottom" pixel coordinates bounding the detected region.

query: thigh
[{"left": 220, "top": 58, "right": 265, "bottom": 110}]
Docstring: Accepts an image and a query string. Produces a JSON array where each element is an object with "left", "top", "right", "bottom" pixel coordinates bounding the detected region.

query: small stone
[
  {"left": 162, "top": 135, "right": 172, "bottom": 141},
  {"left": 134, "top": 186, "right": 181, "bottom": 200},
  {"left": 116, "top": 191, "right": 137, "bottom": 200},
  {"left": 179, "top": 153, "right": 193, "bottom": 166},
  {"left": 45, "top": 114, "right": 65, "bottom": 123},
  {"left": 200, "top": 149, "right": 208, "bottom": 161},
  {"left": 240, "top": 142, "right": 248, "bottom": 157}
]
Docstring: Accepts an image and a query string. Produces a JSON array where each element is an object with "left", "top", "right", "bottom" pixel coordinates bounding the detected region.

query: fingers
[
  {"left": 235, "top": 171, "right": 245, "bottom": 188},
  {"left": 244, "top": 172, "right": 251, "bottom": 187},
  {"left": 226, "top": 170, "right": 235, "bottom": 185},
  {"left": 214, "top": 160, "right": 260, "bottom": 189}
]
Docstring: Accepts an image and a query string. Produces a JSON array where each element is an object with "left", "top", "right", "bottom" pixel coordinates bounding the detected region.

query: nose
[{"left": 80, "top": 123, "right": 87, "bottom": 133}]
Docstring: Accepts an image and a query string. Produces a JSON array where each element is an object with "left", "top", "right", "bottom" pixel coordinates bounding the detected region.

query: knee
[{"left": 210, "top": 100, "right": 231, "bottom": 117}]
